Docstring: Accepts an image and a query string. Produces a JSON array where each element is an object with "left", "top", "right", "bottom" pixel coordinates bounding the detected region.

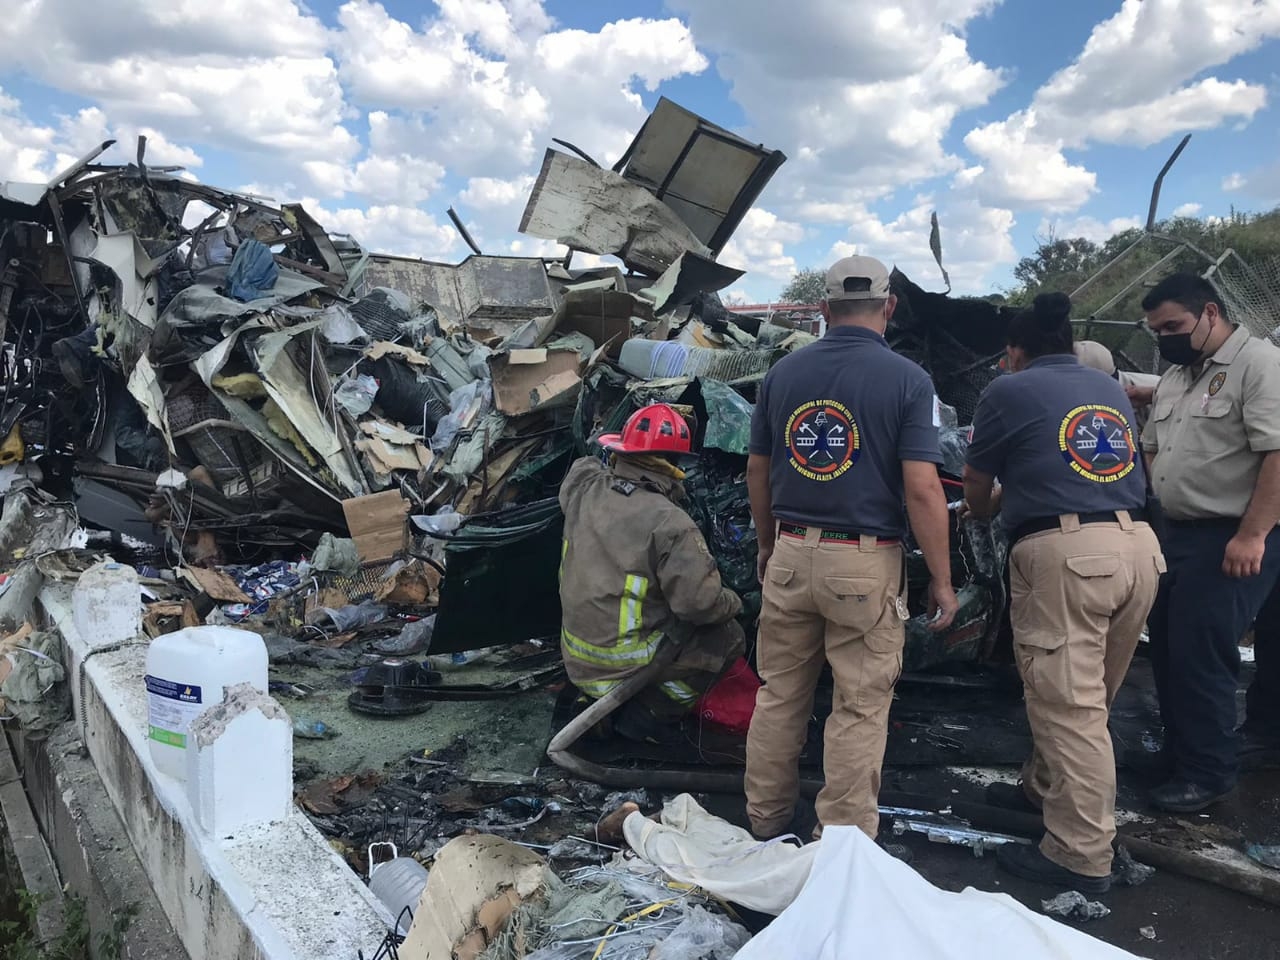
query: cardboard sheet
[{"left": 342, "top": 491, "right": 410, "bottom": 563}]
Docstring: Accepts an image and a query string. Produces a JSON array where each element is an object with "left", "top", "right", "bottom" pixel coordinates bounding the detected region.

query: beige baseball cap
[
  {"left": 825, "top": 256, "right": 890, "bottom": 302},
  {"left": 1073, "top": 340, "right": 1117, "bottom": 376}
]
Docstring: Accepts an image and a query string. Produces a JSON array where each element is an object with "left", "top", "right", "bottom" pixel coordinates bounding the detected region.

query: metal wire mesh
[{"left": 1212, "top": 254, "right": 1280, "bottom": 346}]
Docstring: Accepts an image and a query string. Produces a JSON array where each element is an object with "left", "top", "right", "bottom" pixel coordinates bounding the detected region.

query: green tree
[
  {"left": 779, "top": 268, "right": 826, "bottom": 304},
  {"left": 1010, "top": 235, "right": 1101, "bottom": 303}
]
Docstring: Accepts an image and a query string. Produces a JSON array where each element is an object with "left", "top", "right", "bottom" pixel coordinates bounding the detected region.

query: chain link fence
[{"left": 1212, "top": 253, "right": 1280, "bottom": 346}]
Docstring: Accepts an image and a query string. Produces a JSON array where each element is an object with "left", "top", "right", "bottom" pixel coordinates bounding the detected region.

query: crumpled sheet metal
[{"left": 520, "top": 149, "right": 711, "bottom": 276}]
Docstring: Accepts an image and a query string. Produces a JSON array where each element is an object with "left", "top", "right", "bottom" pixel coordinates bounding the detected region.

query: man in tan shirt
[{"left": 1141, "top": 273, "right": 1280, "bottom": 812}]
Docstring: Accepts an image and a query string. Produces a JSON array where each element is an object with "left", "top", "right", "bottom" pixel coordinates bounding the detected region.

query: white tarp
[
  {"left": 735, "top": 824, "right": 1145, "bottom": 960},
  {"left": 623, "top": 793, "right": 815, "bottom": 916}
]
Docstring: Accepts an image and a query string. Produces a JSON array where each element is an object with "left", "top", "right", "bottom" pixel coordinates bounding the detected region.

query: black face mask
[{"left": 1157, "top": 312, "right": 1207, "bottom": 366}]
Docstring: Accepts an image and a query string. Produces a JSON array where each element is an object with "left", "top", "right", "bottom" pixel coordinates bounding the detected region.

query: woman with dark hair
[{"left": 962, "top": 293, "right": 1164, "bottom": 892}]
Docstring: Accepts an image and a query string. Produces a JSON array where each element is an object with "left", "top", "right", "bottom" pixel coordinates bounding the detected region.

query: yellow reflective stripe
[
  {"left": 618, "top": 574, "right": 649, "bottom": 645},
  {"left": 559, "top": 538, "right": 568, "bottom": 584},
  {"left": 562, "top": 627, "right": 663, "bottom": 668},
  {"left": 575, "top": 678, "right": 621, "bottom": 699},
  {"left": 660, "top": 680, "right": 699, "bottom": 705}
]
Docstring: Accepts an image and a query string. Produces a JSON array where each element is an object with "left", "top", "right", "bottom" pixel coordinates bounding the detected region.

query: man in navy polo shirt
[
  {"left": 964, "top": 292, "right": 1162, "bottom": 892},
  {"left": 744, "top": 255, "right": 958, "bottom": 844}
]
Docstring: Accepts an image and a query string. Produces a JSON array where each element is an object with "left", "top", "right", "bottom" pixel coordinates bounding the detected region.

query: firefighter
[
  {"left": 558, "top": 403, "right": 745, "bottom": 744},
  {"left": 744, "top": 255, "right": 958, "bottom": 844},
  {"left": 964, "top": 292, "right": 1163, "bottom": 892}
]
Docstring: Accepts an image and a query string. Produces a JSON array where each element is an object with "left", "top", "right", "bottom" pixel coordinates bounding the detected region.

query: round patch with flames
[
  {"left": 785, "top": 400, "right": 861, "bottom": 481},
  {"left": 1058, "top": 404, "right": 1137, "bottom": 483}
]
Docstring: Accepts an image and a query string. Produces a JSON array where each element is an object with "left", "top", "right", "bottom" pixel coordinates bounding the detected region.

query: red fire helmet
[{"left": 597, "top": 403, "right": 692, "bottom": 455}]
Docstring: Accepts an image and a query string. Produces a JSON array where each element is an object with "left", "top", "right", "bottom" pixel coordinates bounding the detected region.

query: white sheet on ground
[
  {"left": 735, "top": 824, "right": 1145, "bottom": 960},
  {"left": 622, "top": 793, "right": 817, "bottom": 915}
]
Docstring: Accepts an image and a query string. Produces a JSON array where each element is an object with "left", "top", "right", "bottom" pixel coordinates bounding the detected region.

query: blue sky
[{"left": 1, "top": 0, "right": 1277, "bottom": 302}]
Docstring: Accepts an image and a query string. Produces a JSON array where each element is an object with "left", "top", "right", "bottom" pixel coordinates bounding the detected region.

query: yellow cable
[{"left": 589, "top": 899, "right": 680, "bottom": 960}]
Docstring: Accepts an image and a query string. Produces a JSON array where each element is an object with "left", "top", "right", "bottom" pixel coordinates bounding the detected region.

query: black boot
[
  {"left": 1149, "top": 780, "right": 1234, "bottom": 813},
  {"left": 996, "top": 843, "right": 1110, "bottom": 894},
  {"left": 985, "top": 781, "right": 1042, "bottom": 815},
  {"left": 612, "top": 700, "right": 682, "bottom": 746}
]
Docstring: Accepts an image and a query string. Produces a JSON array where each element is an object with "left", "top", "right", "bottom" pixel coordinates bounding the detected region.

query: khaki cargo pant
[
  {"left": 745, "top": 527, "right": 904, "bottom": 839},
  {"left": 1010, "top": 513, "right": 1164, "bottom": 877}
]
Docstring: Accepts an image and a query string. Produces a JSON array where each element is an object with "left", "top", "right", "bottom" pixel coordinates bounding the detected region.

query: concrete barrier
[{"left": 42, "top": 583, "right": 392, "bottom": 960}]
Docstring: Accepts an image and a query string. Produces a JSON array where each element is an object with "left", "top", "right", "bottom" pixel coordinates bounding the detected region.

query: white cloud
[
  {"left": 718, "top": 208, "right": 807, "bottom": 281},
  {"left": 459, "top": 176, "right": 536, "bottom": 210},
  {"left": 1172, "top": 202, "right": 1203, "bottom": 217},
  {"left": 670, "top": 0, "right": 1005, "bottom": 211},
  {"left": 1035, "top": 215, "right": 1143, "bottom": 245},
  {"left": 961, "top": 113, "right": 1097, "bottom": 213},
  {"left": 959, "top": 0, "right": 1280, "bottom": 212},
  {"left": 1035, "top": 0, "right": 1280, "bottom": 125},
  {"left": 1222, "top": 172, "right": 1247, "bottom": 191},
  {"left": 332, "top": 2, "right": 705, "bottom": 180},
  {"left": 0, "top": 89, "right": 57, "bottom": 184},
  {"left": 0, "top": 0, "right": 328, "bottom": 65},
  {"left": 55, "top": 107, "right": 204, "bottom": 169},
  {"left": 829, "top": 197, "right": 1017, "bottom": 295},
  {"left": 0, "top": 92, "right": 204, "bottom": 187},
  {"left": 0, "top": 1, "right": 353, "bottom": 189},
  {"left": 300, "top": 197, "right": 462, "bottom": 263}
]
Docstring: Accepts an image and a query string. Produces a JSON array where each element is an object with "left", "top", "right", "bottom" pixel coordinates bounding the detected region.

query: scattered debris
[
  {"left": 1111, "top": 845, "right": 1156, "bottom": 887},
  {"left": 1139, "top": 926, "right": 1157, "bottom": 940},
  {"left": 1246, "top": 844, "right": 1280, "bottom": 870},
  {"left": 891, "top": 816, "right": 1030, "bottom": 857},
  {"left": 1041, "top": 891, "right": 1111, "bottom": 922}
]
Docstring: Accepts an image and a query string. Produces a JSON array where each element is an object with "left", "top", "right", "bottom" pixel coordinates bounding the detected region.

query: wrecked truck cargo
[{"left": 428, "top": 372, "right": 1007, "bottom": 676}]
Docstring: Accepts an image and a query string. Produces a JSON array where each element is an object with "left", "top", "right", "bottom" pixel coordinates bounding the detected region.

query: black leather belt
[
  {"left": 778, "top": 522, "right": 899, "bottom": 545},
  {"left": 1011, "top": 509, "right": 1147, "bottom": 545}
]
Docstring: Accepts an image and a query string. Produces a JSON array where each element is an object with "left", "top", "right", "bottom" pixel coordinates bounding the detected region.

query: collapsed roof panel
[
  {"left": 520, "top": 149, "right": 710, "bottom": 276},
  {"left": 359, "top": 254, "right": 559, "bottom": 339},
  {"left": 361, "top": 255, "right": 464, "bottom": 327},
  {"left": 615, "top": 97, "right": 787, "bottom": 256}
]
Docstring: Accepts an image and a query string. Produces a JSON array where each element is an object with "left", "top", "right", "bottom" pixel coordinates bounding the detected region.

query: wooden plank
[{"left": 1121, "top": 833, "right": 1280, "bottom": 908}]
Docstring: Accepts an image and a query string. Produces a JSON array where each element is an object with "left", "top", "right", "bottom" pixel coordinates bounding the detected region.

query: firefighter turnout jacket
[{"left": 558, "top": 455, "right": 742, "bottom": 700}]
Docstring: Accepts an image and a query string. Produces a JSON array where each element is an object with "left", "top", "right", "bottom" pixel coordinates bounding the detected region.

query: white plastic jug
[
  {"left": 144, "top": 626, "right": 268, "bottom": 781},
  {"left": 369, "top": 857, "right": 429, "bottom": 935},
  {"left": 73, "top": 561, "right": 141, "bottom": 646}
]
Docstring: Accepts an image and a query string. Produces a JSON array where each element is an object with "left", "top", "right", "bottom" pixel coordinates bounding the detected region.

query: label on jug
[{"left": 145, "top": 675, "right": 203, "bottom": 748}]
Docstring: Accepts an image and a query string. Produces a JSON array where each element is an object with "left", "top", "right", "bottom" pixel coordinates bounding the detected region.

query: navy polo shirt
[
  {"left": 966, "top": 354, "right": 1147, "bottom": 531},
  {"left": 749, "top": 325, "right": 942, "bottom": 538}
]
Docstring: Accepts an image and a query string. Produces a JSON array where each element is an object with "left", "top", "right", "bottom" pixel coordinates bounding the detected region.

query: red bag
[{"left": 695, "top": 657, "right": 761, "bottom": 735}]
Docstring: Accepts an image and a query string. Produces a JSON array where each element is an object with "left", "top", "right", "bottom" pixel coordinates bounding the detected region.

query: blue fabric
[
  {"left": 226, "top": 239, "right": 279, "bottom": 302},
  {"left": 1148, "top": 523, "right": 1280, "bottom": 790}
]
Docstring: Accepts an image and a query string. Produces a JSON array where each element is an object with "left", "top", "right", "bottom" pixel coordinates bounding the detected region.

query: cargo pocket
[
  {"left": 1065, "top": 554, "right": 1122, "bottom": 617},
  {"left": 1014, "top": 631, "right": 1075, "bottom": 706},
  {"left": 762, "top": 564, "right": 799, "bottom": 611},
  {"left": 822, "top": 576, "right": 885, "bottom": 636},
  {"left": 848, "top": 625, "right": 904, "bottom": 709}
]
